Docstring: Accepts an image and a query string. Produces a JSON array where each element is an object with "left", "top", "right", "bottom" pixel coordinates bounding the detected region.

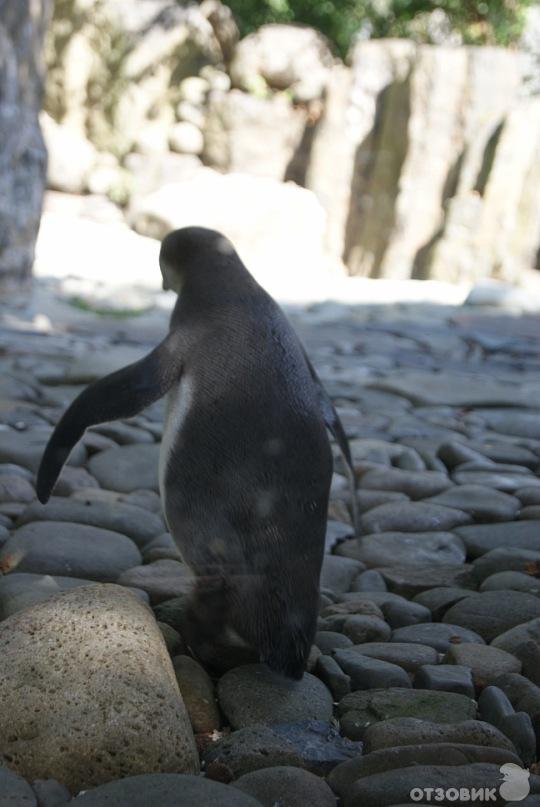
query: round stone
[
  {"left": 88, "top": 444, "right": 160, "bottom": 492},
  {"left": 0, "top": 521, "right": 141, "bottom": 581},
  {"left": 444, "top": 643, "right": 522, "bottom": 686},
  {"left": 218, "top": 664, "right": 333, "bottom": 729},
  {"left": 443, "top": 591, "right": 540, "bottom": 642},
  {"left": 233, "top": 766, "right": 336, "bottom": 807},
  {"left": 75, "top": 774, "right": 260, "bottom": 806},
  {"left": 361, "top": 502, "right": 470, "bottom": 534},
  {"left": 391, "top": 623, "right": 484, "bottom": 653}
]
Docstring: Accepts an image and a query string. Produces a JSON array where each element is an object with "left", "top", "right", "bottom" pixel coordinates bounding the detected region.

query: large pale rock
[
  {"left": 45, "top": 0, "right": 222, "bottom": 156},
  {"left": 203, "top": 90, "right": 306, "bottom": 179},
  {"left": 0, "top": 584, "right": 198, "bottom": 792},
  {"left": 129, "top": 170, "right": 328, "bottom": 298},
  {"left": 0, "top": 0, "right": 52, "bottom": 289},
  {"left": 345, "top": 42, "right": 524, "bottom": 279},
  {"left": 425, "top": 98, "right": 540, "bottom": 283},
  {"left": 230, "top": 24, "right": 333, "bottom": 98},
  {"left": 307, "top": 41, "right": 415, "bottom": 264}
]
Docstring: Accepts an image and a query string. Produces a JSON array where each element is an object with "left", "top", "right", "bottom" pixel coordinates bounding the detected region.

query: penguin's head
[{"left": 159, "top": 227, "right": 237, "bottom": 293}]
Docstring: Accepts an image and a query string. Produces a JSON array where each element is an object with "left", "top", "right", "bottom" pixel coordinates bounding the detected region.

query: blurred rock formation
[{"left": 41, "top": 2, "right": 540, "bottom": 284}]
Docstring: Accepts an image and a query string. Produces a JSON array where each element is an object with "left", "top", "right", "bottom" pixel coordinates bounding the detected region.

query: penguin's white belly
[{"left": 158, "top": 374, "right": 193, "bottom": 508}]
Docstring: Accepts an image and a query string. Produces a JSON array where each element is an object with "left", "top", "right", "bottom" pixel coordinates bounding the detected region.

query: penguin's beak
[{"left": 162, "top": 278, "right": 169, "bottom": 291}]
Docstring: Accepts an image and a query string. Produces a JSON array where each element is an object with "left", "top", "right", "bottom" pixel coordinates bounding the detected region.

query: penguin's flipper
[
  {"left": 36, "top": 331, "right": 184, "bottom": 504},
  {"left": 303, "top": 351, "right": 359, "bottom": 535}
]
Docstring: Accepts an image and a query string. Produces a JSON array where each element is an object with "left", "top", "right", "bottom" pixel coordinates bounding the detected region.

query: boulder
[
  {"left": 230, "top": 24, "right": 333, "bottom": 98},
  {"left": 203, "top": 90, "right": 306, "bottom": 180},
  {"left": 129, "top": 170, "right": 328, "bottom": 300},
  {"left": 0, "top": 584, "right": 198, "bottom": 792}
]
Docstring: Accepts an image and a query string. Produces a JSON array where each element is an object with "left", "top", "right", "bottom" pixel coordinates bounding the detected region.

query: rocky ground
[{"left": 0, "top": 283, "right": 539, "bottom": 806}]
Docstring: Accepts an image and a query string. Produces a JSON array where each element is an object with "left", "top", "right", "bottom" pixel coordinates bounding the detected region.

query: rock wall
[
  {"left": 42, "top": 6, "right": 540, "bottom": 284},
  {"left": 0, "top": 0, "right": 52, "bottom": 290}
]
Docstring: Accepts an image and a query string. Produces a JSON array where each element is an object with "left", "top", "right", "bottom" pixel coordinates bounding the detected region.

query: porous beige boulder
[{"left": 0, "top": 584, "right": 199, "bottom": 793}]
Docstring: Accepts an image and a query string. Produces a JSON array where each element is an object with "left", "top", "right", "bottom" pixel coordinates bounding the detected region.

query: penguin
[{"left": 37, "top": 227, "right": 356, "bottom": 679}]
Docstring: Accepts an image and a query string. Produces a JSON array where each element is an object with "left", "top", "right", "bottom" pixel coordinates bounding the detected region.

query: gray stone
[
  {"left": 391, "top": 623, "right": 485, "bottom": 652},
  {"left": 233, "top": 766, "right": 336, "bottom": 807},
  {"left": 202, "top": 725, "right": 304, "bottom": 780},
  {"left": 414, "top": 663, "right": 475, "bottom": 698},
  {"left": 381, "top": 599, "right": 432, "bottom": 629},
  {"left": 473, "top": 409, "right": 540, "bottom": 440},
  {"left": 492, "top": 617, "right": 540, "bottom": 655},
  {"left": 0, "top": 572, "right": 98, "bottom": 619},
  {"left": 515, "top": 641, "right": 540, "bottom": 685},
  {"left": 345, "top": 764, "right": 524, "bottom": 807},
  {"left": 444, "top": 643, "right": 522, "bottom": 687},
  {"left": 319, "top": 554, "right": 364, "bottom": 594},
  {"left": 412, "top": 587, "right": 472, "bottom": 620},
  {"left": 453, "top": 470, "right": 540, "bottom": 492},
  {"left": 92, "top": 421, "right": 155, "bottom": 445},
  {"left": 75, "top": 774, "right": 260, "bottom": 806},
  {"left": 30, "top": 778, "right": 70, "bottom": 807},
  {"left": 341, "top": 615, "right": 391, "bottom": 644},
  {"left": 172, "top": 655, "right": 220, "bottom": 735},
  {"left": 359, "top": 468, "right": 451, "bottom": 499},
  {"left": 18, "top": 497, "right": 164, "bottom": 547},
  {"left": 361, "top": 502, "right": 470, "bottom": 534},
  {"left": 117, "top": 559, "right": 195, "bottom": 604},
  {"left": 218, "top": 664, "right": 333, "bottom": 729},
  {"left": 314, "top": 631, "right": 353, "bottom": 655},
  {"left": 492, "top": 673, "right": 540, "bottom": 723},
  {"left": 472, "top": 547, "right": 540, "bottom": 583},
  {"left": 0, "top": 766, "right": 37, "bottom": 804},
  {"left": 315, "top": 654, "right": 351, "bottom": 700},
  {"left": 437, "top": 442, "right": 491, "bottom": 469},
  {"left": 328, "top": 743, "right": 521, "bottom": 800},
  {"left": 0, "top": 521, "right": 141, "bottom": 580},
  {"left": 356, "top": 490, "right": 409, "bottom": 513},
  {"left": 425, "top": 485, "right": 520, "bottom": 522},
  {"left": 480, "top": 571, "right": 540, "bottom": 595},
  {"left": 516, "top": 487, "right": 540, "bottom": 506},
  {"left": 443, "top": 591, "right": 540, "bottom": 642},
  {"left": 343, "top": 642, "right": 438, "bottom": 673},
  {"left": 379, "top": 563, "right": 474, "bottom": 597},
  {"left": 468, "top": 443, "right": 539, "bottom": 469},
  {"left": 338, "top": 689, "right": 477, "bottom": 740},
  {"left": 362, "top": 717, "right": 516, "bottom": 754},
  {"left": 0, "top": 429, "right": 86, "bottom": 471},
  {"left": 350, "top": 570, "right": 387, "bottom": 592},
  {"left": 478, "top": 684, "right": 537, "bottom": 766},
  {"left": 334, "top": 649, "right": 411, "bottom": 690},
  {"left": 369, "top": 370, "right": 540, "bottom": 408},
  {"left": 88, "top": 444, "right": 160, "bottom": 492},
  {"left": 0, "top": 474, "right": 35, "bottom": 503},
  {"left": 455, "top": 520, "right": 540, "bottom": 557},
  {"left": 158, "top": 622, "right": 184, "bottom": 655},
  {"left": 520, "top": 506, "right": 540, "bottom": 520},
  {"left": 340, "top": 531, "right": 466, "bottom": 568},
  {"left": 52, "top": 465, "right": 99, "bottom": 497},
  {"left": 0, "top": 585, "right": 198, "bottom": 792}
]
